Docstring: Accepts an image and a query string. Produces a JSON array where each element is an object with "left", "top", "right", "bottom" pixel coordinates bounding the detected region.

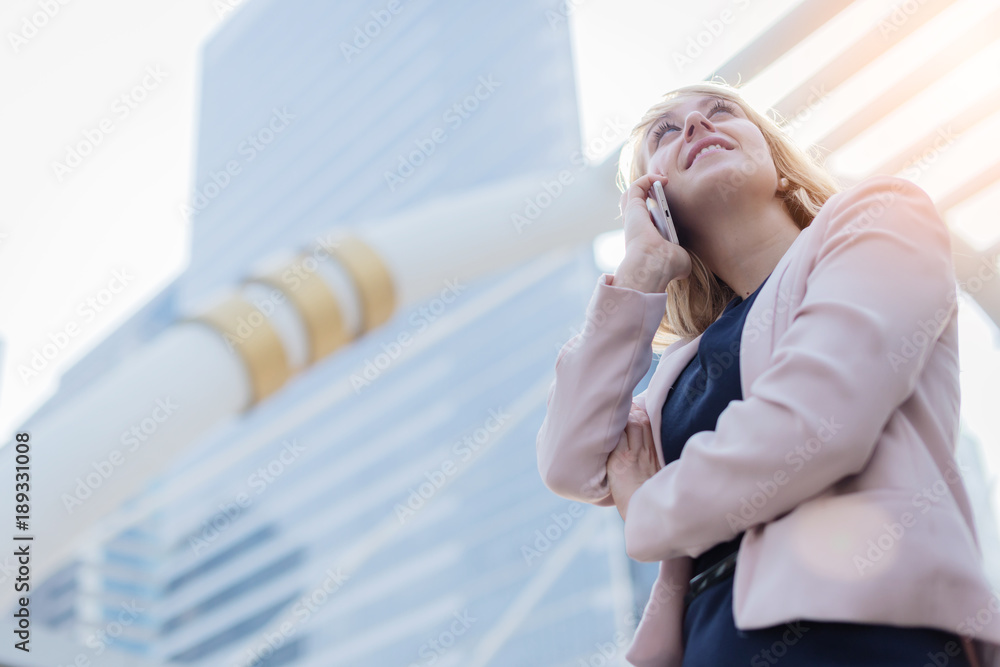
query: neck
[{"left": 686, "top": 197, "right": 800, "bottom": 299}]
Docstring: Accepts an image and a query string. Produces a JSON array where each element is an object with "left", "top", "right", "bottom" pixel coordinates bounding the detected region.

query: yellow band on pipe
[
  {"left": 251, "top": 254, "right": 349, "bottom": 363},
  {"left": 185, "top": 294, "right": 292, "bottom": 406},
  {"left": 316, "top": 233, "right": 395, "bottom": 333}
]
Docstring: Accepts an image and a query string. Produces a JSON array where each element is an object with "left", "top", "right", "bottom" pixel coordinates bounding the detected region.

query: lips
[{"left": 685, "top": 136, "right": 736, "bottom": 169}]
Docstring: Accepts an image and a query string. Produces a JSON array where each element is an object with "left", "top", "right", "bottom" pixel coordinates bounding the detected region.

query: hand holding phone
[
  {"left": 645, "top": 180, "right": 679, "bottom": 245},
  {"left": 617, "top": 174, "right": 693, "bottom": 291}
]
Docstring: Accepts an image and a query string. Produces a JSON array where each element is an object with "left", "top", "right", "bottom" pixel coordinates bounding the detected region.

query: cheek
[
  {"left": 645, "top": 151, "right": 661, "bottom": 174},
  {"left": 742, "top": 130, "right": 772, "bottom": 165},
  {"left": 649, "top": 149, "right": 677, "bottom": 176}
]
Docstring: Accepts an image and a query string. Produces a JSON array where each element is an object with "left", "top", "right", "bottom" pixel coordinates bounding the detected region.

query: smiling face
[
  {"left": 616, "top": 83, "right": 841, "bottom": 337},
  {"left": 639, "top": 93, "right": 780, "bottom": 240}
]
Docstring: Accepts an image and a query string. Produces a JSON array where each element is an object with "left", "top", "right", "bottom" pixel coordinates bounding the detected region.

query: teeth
[{"left": 696, "top": 144, "right": 725, "bottom": 159}]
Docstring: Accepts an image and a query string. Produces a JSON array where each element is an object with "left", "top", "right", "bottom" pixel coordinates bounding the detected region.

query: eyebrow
[{"left": 644, "top": 95, "right": 726, "bottom": 149}]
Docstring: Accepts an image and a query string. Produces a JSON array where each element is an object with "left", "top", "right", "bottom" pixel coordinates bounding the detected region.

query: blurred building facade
[
  {"left": 16, "top": 0, "right": 1000, "bottom": 665},
  {"left": 24, "top": 0, "right": 657, "bottom": 665}
]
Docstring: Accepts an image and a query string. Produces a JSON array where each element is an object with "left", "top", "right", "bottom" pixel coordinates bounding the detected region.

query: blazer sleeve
[
  {"left": 623, "top": 175, "right": 959, "bottom": 562},
  {"left": 536, "top": 272, "right": 670, "bottom": 507}
]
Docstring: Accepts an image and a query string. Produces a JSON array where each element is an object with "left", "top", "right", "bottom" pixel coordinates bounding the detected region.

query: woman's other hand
[
  {"left": 615, "top": 173, "right": 692, "bottom": 293},
  {"left": 608, "top": 402, "right": 662, "bottom": 522}
]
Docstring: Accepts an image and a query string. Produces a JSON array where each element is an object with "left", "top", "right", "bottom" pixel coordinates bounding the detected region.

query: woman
[{"left": 535, "top": 81, "right": 1000, "bottom": 667}]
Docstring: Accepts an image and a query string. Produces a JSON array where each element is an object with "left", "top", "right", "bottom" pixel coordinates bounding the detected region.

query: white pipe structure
[{"left": 0, "top": 153, "right": 623, "bottom": 609}]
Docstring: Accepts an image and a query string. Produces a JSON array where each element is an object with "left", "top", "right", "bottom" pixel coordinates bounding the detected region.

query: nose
[{"left": 684, "top": 111, "right": 714, "bottom": 141}]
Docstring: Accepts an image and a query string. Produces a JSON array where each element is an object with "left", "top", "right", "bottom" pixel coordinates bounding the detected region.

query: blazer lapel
[
  {"left": 739, "top": 223, "right": 813, "bottom": 398},
  {"left": 645, "top": 223, "right": 813, "bottom": 471}
]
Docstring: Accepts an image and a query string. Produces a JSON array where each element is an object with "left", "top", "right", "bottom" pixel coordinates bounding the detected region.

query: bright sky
[
  {"left": 0, "top": 0, "right": 232, "bottom": 439},
  {"left": 1, "top": 0, "right": 998, "bottom": 527},
  {"left": 0, "top": 0, "right": 798, "bottom": 441}
]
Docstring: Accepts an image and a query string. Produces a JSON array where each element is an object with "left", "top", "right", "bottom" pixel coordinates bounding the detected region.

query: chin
[
  {"left": 704, "top": 165, "right": 771, "bottom": 198},
  {"left": 683, "top": 169, "right": 739, "bottom": 198}
]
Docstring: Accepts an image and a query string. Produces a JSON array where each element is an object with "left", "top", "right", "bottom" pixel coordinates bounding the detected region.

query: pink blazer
[{"left": 536, "top": 175, "right": 1000, "bottom": 667}]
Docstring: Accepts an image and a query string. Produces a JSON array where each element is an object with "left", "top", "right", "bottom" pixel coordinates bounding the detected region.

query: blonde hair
[{"left": 616, "top": 80, "right": 841, "bottom": 353}]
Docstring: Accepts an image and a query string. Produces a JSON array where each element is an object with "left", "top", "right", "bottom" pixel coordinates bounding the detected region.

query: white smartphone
[{"left": 646, "top": 180, "right": 679, "bottom": 245}]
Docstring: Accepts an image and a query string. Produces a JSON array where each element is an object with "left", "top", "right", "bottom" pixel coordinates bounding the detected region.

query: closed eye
[
  {"left": 708, "top": 100, "right": 736, "bottom": 118},
  {"left": 651, "top": 119, "right": 678, "bottom": 145},
  {"left": 650, "top": 100, "right": 737, "bottom": 147}
]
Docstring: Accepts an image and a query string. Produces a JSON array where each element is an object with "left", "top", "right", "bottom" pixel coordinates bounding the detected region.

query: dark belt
[{"left": 683, "top": 550, "right": 738, "bottom": 610}]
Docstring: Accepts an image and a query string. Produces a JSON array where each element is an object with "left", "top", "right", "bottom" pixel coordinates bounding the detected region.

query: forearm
[{"left": 536, "top": 272, "right": 670, "bottom": 504}]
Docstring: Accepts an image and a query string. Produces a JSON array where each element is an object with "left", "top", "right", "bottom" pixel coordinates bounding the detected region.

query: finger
[
  {"left": 620, "top": 173, "right": 667, "bottom": 219},
  {"left": 632, "top": 403, "right": 650, "bottom": 422},
  {"left": 647, "top": 436, "right": 660, "bottom": 472},
  {"left": 633, "top": 419, "right": 655, "bottom": 471},
  {"left": 608, "top": 432, "right": 628, "bottom": 474},
  {"left": 639, "top": 414, "right": 654, "bottom": 453},
  {"left": 624, "top": 419, "right": 643, "bottom": 456},
  {"left": 623, "top": 175, "right": 660, "bottom": 213},
  {"left": 632, "top": 173, "right": 670, "bottom": 199}
]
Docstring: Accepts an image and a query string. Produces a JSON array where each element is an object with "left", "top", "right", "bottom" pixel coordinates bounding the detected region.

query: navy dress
[{"left": 658, "top": 272, "right": 970, "bottom": 666}]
